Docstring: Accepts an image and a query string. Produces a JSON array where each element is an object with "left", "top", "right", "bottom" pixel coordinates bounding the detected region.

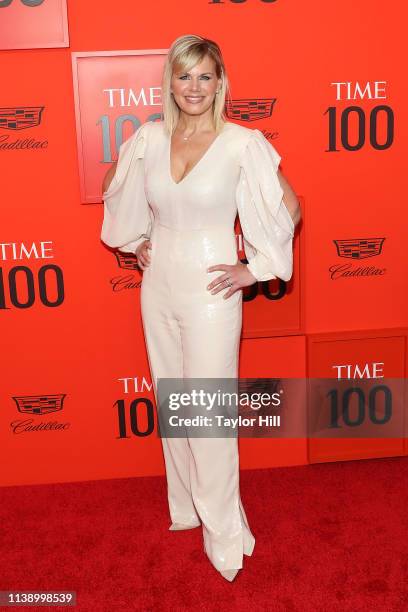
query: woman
[{"left": 101, "top": 34, "right": 301, "bottom": 582}]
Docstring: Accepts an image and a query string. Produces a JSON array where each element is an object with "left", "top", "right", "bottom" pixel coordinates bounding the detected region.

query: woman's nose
[{"left": 188, "top": 80, "right": 201, "bottom": 91}]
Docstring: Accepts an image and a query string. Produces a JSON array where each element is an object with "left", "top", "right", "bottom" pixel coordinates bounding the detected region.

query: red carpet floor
[{"left": 1, "top": 456, "right": 408, "bottom": 611}]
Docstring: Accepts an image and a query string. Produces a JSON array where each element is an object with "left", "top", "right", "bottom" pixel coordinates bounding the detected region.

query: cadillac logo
[
  {"left": 333, "top": 238, "right": 385, "bottom": 259},
  {"left": 225, "top": 98, "right": 277, "bottom": 122},
  {"left": 12, "top": 393, "right": 66, "bottom": 415},
  {"left": 0, "top": 106, "right": 44, "bottom": 130}
]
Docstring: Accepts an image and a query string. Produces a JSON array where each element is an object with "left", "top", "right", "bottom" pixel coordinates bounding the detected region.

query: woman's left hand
[{"left": 207, "top": 261, "right": 257, "bottom": 299}]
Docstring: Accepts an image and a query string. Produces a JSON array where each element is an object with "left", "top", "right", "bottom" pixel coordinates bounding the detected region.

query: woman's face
[{"left": 171, "top": 55, "right": 221, "bottom": 119}]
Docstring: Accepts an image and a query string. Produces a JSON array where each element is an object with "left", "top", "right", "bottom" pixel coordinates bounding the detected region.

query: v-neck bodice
[
  {"left": 168, "top": 123, "right": 228, "bottom": 186},
  {"left": 144, "top": 121, "right": 242, "bottom": 232}
]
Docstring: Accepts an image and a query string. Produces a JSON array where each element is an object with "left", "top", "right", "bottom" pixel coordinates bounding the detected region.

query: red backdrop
[{"left": 1, "top": 0, "right": 407, "bottom": 487}]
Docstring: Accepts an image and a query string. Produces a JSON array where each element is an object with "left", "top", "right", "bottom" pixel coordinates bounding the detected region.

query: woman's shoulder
[
  {"left": 224, "top": 122, "right": 282, "bottom": 169},
  {"left": 224, "top": 120, "right": 251, "bottom": 133},
  {"left": 223, "top": 121, "right": 262, "bottom": 162},
  {"left": 224, "top": 120, "right": 260, "bottom": 147},
  {"left": 130, "top": 119, "right": 163, "bottom": 139},
  {"left": 145, "top": 119, "right": 164, "bottom": 130},
  {"left": 126, "top": 120, "right": 164, "bottom": 152},
  {"left": 137, "top": 119, "right": 163, "bottom": 136}
]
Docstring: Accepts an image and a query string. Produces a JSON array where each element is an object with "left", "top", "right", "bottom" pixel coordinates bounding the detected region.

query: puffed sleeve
[
  {"left": 236, "top": 129, "right": 295, "bottom": 282},
  {"left": 101, "top": 121, "right": 153, "bottom": 254}
]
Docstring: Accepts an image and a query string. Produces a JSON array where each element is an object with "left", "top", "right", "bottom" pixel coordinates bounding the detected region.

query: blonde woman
[{"left": 101, "top": 34, "right": 301, "bottom": 582}]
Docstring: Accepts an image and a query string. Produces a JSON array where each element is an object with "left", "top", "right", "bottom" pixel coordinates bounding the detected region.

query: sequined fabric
[{"left": 101, "top": 119, "right": 295, "bottom": 573}]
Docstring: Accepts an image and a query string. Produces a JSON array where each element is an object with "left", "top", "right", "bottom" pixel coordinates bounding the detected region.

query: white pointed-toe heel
[
  {"left": 243, "top": 536, "right": 255, "bottom": 557},
  {"left": 169, "top": 522, "right": 201, "bottom": 531},
  {"left": 220, "top": 568, "right": 240, "bottom": 582}
]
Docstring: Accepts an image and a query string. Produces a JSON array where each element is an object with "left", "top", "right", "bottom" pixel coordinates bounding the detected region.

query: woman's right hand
[{"left": 135, "top": 239, "right": 152, "bottom": 270}]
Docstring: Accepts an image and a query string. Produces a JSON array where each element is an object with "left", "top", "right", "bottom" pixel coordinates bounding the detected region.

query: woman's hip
[{"left": 142, "top": 222, "right": 241, "bottom": 300}]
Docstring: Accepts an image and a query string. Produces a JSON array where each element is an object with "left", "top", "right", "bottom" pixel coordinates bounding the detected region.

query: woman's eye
[{"left": 179, "top": 75, "right": 210, "bottom": 80}]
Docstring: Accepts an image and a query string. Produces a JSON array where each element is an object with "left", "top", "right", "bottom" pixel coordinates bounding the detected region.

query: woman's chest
[{"left": 143, "top": 126, "right": 242, "bottom": 211}]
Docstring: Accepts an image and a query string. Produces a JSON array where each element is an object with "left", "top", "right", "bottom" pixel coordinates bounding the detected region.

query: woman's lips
[{"left": 185, "top": 96, "right": 204, "bottom": 103}]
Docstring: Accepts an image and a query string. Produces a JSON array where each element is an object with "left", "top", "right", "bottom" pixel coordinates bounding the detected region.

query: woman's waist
[
  {"left": 153, "top": 220, "right": 234, "bottom": 233},
  {"left": 150, "top": 222, "right": 239, "bottom": 266}
]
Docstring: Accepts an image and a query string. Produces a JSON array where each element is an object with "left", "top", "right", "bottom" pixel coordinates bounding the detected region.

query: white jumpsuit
[{"left": 101, "top": 119, "right": 294, "bottom": 573}]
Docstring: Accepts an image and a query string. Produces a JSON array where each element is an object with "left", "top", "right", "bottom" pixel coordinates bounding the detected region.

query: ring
[{"left": 225, "top": 278, "right": 232, "bottom": 287}]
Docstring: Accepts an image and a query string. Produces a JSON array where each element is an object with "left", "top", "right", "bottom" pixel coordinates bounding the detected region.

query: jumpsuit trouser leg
[{"left": 140, "top": 222, "right": 255, "bottom": 572}]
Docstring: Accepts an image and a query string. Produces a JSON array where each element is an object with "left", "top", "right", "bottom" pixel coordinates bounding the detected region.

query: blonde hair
[{"left": 161, "top": 34, "right": 230, "bottom": 136}]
